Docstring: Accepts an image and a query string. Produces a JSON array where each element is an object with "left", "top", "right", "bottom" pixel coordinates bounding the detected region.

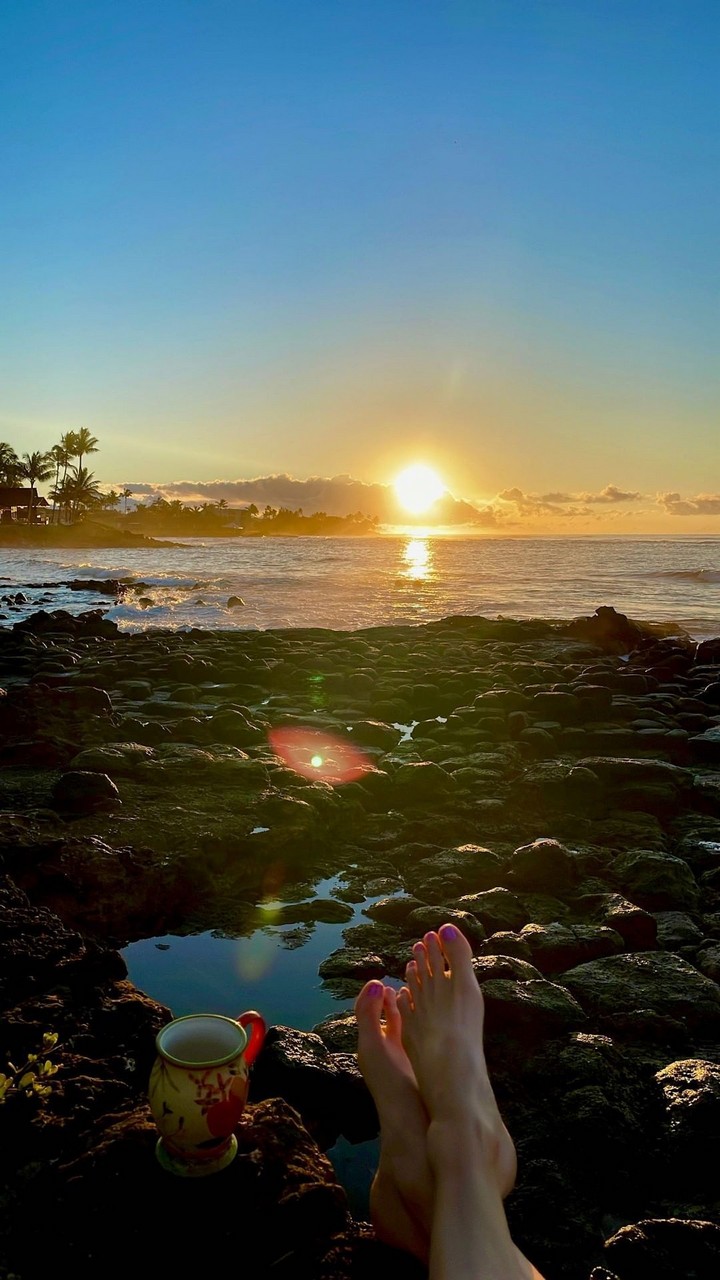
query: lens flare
[{"left": 268, "top": 726, "right": 373, "bottom": 785}]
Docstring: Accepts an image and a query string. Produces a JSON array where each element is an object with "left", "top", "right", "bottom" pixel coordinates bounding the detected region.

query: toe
[
  {"left": 424, "top": 930, "right": 444, "bottom": 978},
  {"left": 405, "top": 958, "right": 421, "bottom": 996},
  {"left": 397, "top": 985, "right": 413, "bottom": 1019},
  {"left": 413, "top": 940, "right": 431, "bottom": 982},
  {"left": 382, "top": 986, "right": 403, "bottom": 1039},
  {"left": 355, "top": 979, "right": 385, "bottom": 1038},
  {"left": 438, "top": 923, "right": 474, "bottom": 975}
]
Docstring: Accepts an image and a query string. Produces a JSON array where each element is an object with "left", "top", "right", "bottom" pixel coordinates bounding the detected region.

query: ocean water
[{"left": 1, "top": 533, "right": 720, "bottom": 637}]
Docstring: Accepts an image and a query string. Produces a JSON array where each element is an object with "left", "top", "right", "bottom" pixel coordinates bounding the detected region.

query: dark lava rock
[
  {"left": 602, "top": 1218, "right": 720, "bottom": 1280},
  {"left": 401, "top": 906, "right": 487, "bottom": 947},
  {"left": 587, "top": 893, "right": 659, "bottom": 951},
  {"left": 482, "top": 977, "right": 587, "bottom": 1040},
  {"left": 560, "top": 952, "right": 720, "bottom": 1030},
  {"left": 51, "top": 770, "right": 121, "bottom": 814},
  {"left": 363, "top": 894, "right": 423, "bottom": 925},
  {"left": 503, "top": 838, "right": 580, "bottom": 894},
  {"left": 612, "top": 850, "right": 700, "bottom": 912},
  {"left": 654, "top": 1058, "right": 720, "bottom": 1196},
  {"left": 453, "top": 887, "right": 528, "bottom": 933},
  {"left": 518, "top": 922, "right": 625, "bottom": 974}
]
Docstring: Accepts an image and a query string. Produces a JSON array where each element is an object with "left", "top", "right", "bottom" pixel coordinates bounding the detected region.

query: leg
[
  {"left": 355, "top": 944, "right": 517, "bottom": 1263},
  {"left": 354, "top": 980, "right": 432, "bottom": 1260},
  {"left": 398, "top": 925, "right": 545, "bottom": 1280}
]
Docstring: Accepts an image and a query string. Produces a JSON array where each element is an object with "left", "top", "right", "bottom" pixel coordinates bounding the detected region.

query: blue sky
[{"left": 1, "top": 1, "right": 718, "bottom": 529}]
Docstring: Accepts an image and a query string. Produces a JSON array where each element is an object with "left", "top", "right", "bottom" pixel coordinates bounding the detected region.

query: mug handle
[{"left": 238, "top": 1010, "right": 266, "bottom": 1066}]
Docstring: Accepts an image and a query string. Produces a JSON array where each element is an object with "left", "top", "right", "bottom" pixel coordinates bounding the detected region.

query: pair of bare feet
[{"left": 354, "top": 924, "right": 544, "bottom": 1280}]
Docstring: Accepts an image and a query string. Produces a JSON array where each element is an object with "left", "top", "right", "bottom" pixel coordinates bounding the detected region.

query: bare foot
[
  {"left": 397, "top": 925, "right": 516, "bottom": 1194},
  {"left": 355, "top": 979, "right": 432, "bottom": 1261}
]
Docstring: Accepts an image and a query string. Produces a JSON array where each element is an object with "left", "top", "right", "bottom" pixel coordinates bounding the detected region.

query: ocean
[{"left": 2, "top": 533, "right": 720, "bottom": 638}]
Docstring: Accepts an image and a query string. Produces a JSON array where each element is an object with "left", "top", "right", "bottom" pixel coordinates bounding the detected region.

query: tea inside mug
[{"left": 158, "top": 1015, "right": 246, "bottom": 1066}]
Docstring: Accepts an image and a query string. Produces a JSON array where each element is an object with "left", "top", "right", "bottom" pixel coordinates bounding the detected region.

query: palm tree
[
  {"left": 19, "top": 451, "right": 53, "bottom": 523},
  {"left": 67, "top": 467, "right": 102, "bottom": 517},
  {"left": 72, "top": 428, "right": 99, "bottom": 472},
  {"left": 122, "top": 487, "right": 133, "bottom": 514},
  {"left": 0, "top": 443, "right": 20, "bottom": 485},
  {"left": 49, "top": 477, "right": 74, "bottom": 524},
  {"left": 49, "top": 442, "right": 71, "bottom": 523}
]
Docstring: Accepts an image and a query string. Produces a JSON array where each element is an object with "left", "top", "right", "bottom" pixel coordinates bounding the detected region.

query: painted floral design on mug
[{"left": 148, "top": 1010, "right": 266, "bottom": 1176}]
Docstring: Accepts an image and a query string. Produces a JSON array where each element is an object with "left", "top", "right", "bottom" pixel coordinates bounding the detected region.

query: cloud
[
  {"left": 116, "top": 473, "right": 496, "bottom": 526},
  {"left": 537, "top": 485, "right": 642, "bottom": 504},
  {"left": 658, "top": 492, "right": 720, "bottom": 516},
  {"left": 497, "top": 488, "right": 590, "bottom": 518},
  {"left": 577, "top": 485, "right": 643, "bottom": 504}
]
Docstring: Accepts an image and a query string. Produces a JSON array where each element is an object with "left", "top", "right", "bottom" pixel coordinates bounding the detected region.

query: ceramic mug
[{"left": 148, "top": 1010, "right": 266, "bottom": 1176}]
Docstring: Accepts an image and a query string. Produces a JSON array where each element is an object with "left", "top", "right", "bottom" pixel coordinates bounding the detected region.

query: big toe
[
  {"left": 355, "top": 979, "right": 385, "bottom": 1045},
  {"left": 438, "top": 922, "right": 474, "bottom": 974}
]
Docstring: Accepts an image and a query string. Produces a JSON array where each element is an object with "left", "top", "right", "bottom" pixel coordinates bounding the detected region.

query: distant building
[{"left": 0, "top": 487, "right": 50, "bottom": 522}]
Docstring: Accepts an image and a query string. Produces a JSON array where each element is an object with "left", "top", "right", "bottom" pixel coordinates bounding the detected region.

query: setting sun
[{"left": 394, "top": 464, "right": 445, "bottom": 515}]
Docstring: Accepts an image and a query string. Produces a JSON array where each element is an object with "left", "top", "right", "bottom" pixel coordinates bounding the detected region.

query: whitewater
[{"left": 1, "top": 533, "right": 719, "bottom": 638}]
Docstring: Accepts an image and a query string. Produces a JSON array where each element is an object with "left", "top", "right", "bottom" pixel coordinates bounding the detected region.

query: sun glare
[{"left": 394, "top": 464, "right": 445, "bottom": 515}]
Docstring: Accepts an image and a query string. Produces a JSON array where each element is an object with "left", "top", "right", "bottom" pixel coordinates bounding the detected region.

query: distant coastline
[{"left": 0, "top": 522, "right": 178, "bottom": 549}]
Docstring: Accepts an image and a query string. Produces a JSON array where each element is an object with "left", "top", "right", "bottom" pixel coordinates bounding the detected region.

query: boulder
[
  {"left": 602, "top": 1218, "right": 720, "bottom": 1280},
  {"left": 561, "top": 952, "right": 720, "bottom": 1030},
  {"left": 51, "top": 770, "right": 121, "bottom": 815}
]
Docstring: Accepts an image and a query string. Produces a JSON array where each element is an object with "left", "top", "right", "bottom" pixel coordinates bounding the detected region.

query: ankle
[{"left": 427, "top": 1115, "right": 502, "bottom": 1178}]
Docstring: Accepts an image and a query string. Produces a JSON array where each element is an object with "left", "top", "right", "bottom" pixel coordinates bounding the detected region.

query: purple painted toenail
[
  {"left": 367, "top": 980, "right": 384, "bottom": 997},
  {"left": 440, "top": 924, "right": 458, "bottom": 939}
]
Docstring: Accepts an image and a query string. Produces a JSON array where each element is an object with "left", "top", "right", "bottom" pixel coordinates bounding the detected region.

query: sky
[{"left": 1, "top": 0, "right": 718, "bottom": 532}]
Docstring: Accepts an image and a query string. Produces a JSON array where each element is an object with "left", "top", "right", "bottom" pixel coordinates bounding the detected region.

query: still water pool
[{"left": 122, "top": 877, "right": 390, "bottom": 1216}]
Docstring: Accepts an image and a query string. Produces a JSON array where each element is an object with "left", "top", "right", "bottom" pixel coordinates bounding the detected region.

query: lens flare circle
[
  {"left": 394, "top": 464, "right": 445, "bottom": 515},
  {"left": 268, "top": 726, "right": 373, "bottom": 785}
]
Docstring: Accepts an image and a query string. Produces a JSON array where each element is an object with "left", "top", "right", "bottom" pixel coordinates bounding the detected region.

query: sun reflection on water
[{"left": 402, "top": 538, "right": 433, "bottom": 581}]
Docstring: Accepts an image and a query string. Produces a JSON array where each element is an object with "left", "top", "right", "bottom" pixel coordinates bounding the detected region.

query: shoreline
[{"left": 1, "top": 605, "right": 719, "bottom": 1278}]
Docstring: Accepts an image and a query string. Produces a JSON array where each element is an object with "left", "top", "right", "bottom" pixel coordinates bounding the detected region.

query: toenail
[
  {"left": 440, "top": 923, "right": 458, "bottom": 939},
  {"left": 366, "top": 980, "right": 384, "bottom": 997}
]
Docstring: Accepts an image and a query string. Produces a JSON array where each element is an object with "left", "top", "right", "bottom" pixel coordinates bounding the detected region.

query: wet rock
[
  {"left": 472, "top": 954, "right": 542, "bottom": 982},
  {"left": 226, "top": 595, "right": 245, "bottom": 607},
  {"left": 476, "top": 930, "right": 534, "bottom": 961},
  {"left": 696, "top": 942, "right": 720, "bottom": 982},
  {"left": 413, "top": 844, "right": 503, "bottom": 894},
  {"left": 318, "top": 949, "right": 386, "bottom": 980},
  {"left": 312, "top": 1011, "right": 359, "bottom": 1053},
  {"left": 392, "top": 760, "right": 458, "bottom": 799},
  {"left": 612, "top": 850, "right": 700, "bottom": 911},
  {"left": 503, "top": 838, "right": 580, "bottom": 894},
  {"left": 602, "top": 1218, "right": 720, "bottom": 1280},
  {"left": 363, "top": 894, "right": 423, "bottom": 924},
  {"left": 453, "top": 886, "right": 528, "bottom": 933},
  {"left": 482, "top": 976, "right": 586, "bottom": 1040},
  {"left": 652, "top": 911, "right": 705, "bottom": 953},
  {"left": 51, "top": 770, "right": 121, "bottom": 815},
  {"left": 561, "top": 952, "right": 720, "bottom": 1030},
  {"left": 401, "top": 906, "right": 486, "bottom": 947},
  {"left": 587, "top": 893, "right": 658, "bottom": 951},
  {"left": 654, "top": 1059, "right": 720, "bottom": 1196},
  {"left": 518, "top": 922, "right": 625, "bottom": 974},
  {"left": 349, "top": 720, "right": 403, "bottom": 751},
  {"left": 261, "top": 898, "right": 354, "bottom": 926}
]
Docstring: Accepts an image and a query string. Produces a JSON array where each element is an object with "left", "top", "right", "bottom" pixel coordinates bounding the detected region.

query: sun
[{"left": 394, "top": 464, "right": 445, "bottom": 515}]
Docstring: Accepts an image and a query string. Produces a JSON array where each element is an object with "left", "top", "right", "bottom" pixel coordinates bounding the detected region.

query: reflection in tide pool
[
  {"left": 402, "top": 537, "right": 433, "bottom": 580},
  {"left": 122, "top": 878, "right": 390, "bottom": 1031}
]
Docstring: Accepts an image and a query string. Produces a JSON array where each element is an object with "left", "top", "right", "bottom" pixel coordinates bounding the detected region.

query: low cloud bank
[
  {"left": 113, "top": 474, "right": 720, "bottom": 528},
  {"left": 658, "top": 492, "right": 720, "bottom": 516},
  {"left": 121, "top": 474, "right": 496, "bottom": 526}
]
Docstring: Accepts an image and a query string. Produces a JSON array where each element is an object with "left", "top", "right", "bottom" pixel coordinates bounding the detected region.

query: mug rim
[{"left": 156, "top": 1013, "right": 248, "bottom": 1068}]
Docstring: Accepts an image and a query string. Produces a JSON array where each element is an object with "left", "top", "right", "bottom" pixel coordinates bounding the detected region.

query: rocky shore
[{"left": 1, "top": 605, "right": 720, "bottom": 1280}]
